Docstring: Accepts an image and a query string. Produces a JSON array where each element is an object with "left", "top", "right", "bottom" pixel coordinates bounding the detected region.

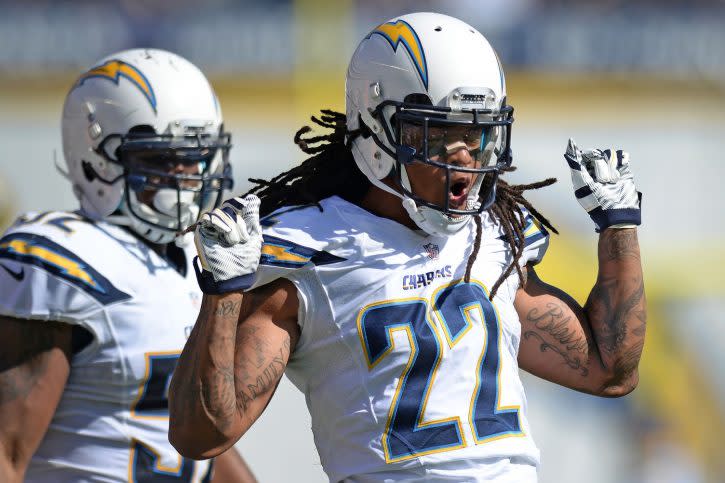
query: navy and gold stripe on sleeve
[
  {"left": 261, "top": 235, "right": 346, "bottom": 269},
  {"left": 521, "top": 215, "right": 548, "bottom": 247},
  {"left": 0, "top": 232, "right": 131, "bottom": 305},
  {"left": 497, "top": 215, "right": 548, "bottom": 248}
]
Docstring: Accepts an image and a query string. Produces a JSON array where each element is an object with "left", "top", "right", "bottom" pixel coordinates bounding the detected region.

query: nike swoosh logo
[{"left": 0, "top": 263, "right": 25, "bottom": 281}]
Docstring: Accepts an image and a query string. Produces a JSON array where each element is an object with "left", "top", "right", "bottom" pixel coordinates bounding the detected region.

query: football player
[
  {"left": 0, "top": 49, "right": 256, "bottom": 482},
  {"left": 170, "top": 13, "right": 646, "bottom": 482}
]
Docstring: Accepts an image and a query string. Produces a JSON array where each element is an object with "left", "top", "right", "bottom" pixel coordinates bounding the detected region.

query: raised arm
[
  {"left": 168, "top": 280, "right": 299, "bottom": 459},
  {"left": 0, "top": 316, "right": 73, "bottom": 483},
  {"left": 516, "top": 228, "right": 645, "bottom": 396},
  {"left": 516, "top": 140, "right": 646, "bottom": 396},
  {"left": 168, "top": 195, "right": 301, "bottom": 459}
]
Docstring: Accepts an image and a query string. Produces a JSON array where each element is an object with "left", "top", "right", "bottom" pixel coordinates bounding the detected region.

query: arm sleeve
[
  {"left": 0, "top": 232, "right": 128, "bottom": 337},
  {"left": 0, "top": 262, "right": 101, "bottom": 323},
  {"left": 518, "top": 213, "right": 550, "bottom": 267}
]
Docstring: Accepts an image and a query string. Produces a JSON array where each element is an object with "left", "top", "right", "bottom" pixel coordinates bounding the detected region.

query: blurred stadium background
[{"left": 1, "top": 0, "right": 724, "bottom": 482}]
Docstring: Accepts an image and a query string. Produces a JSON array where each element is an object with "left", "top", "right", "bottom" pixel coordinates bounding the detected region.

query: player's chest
[
  {"left": 93, "top": 273, "right": 201, "bottom": 391},
  {"left": 320, "top": 241, "right": 520, "bottom": 355},
  {"left": 110, "top": 268, "right": 200, "bottom": 339}
]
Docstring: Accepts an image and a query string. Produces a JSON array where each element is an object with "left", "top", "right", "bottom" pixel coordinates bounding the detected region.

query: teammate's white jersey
[
  {"left": 0, "top": 211, "right": 213, "bottom": 483},
  {"left": 250, "top": 196, "right": 549, "bottom": 483}
]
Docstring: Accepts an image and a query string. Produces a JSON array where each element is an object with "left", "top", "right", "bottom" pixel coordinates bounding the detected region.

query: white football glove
[
  {"left": 564, "top": 138, "right": 642, "bottom": 232},
  {"left": 193, "top": 195, "right": 263, "bottom": 294}
]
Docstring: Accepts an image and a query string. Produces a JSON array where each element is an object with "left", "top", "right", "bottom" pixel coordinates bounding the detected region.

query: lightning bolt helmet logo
[
  {"left": 75, "top": 59, "right": 157, "bottom": 113},
  {"left": 367, "top": 19, "right": 429, "bottom": 89}
]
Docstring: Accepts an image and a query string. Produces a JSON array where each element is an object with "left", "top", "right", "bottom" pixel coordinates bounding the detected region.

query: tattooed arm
[
  {"left": 515, "top": 228, "right": 646, "bottom": 396},
  {"left": 0, "top": 316, "right": 73, "bottom": 483},
  {"left": 168, "top": 278, "right": 300, "bottom": 459}
]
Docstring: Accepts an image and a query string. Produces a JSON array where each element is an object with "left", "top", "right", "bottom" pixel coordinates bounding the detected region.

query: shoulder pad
[{"left": 0, "top": 231, "right": 131, "bottom": 305}]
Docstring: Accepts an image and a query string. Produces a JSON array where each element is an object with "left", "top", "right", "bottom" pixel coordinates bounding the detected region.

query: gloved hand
[
  {"left": 192, "top": 195, "right": 263, "bottom": 294},
  {"left": 564, "top": 138, "right": 642, "bottom": 232}
]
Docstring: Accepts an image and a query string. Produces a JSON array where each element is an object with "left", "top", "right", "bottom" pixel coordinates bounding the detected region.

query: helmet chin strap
[
  {"left": 110, "top": 189, "right": 199, "bottom": 245},
  {"left": 398, "top": 160, "right": 473, "bottom": 237},
  {"left": 401, "top": 198, "right": 472, "bottom": 237}
]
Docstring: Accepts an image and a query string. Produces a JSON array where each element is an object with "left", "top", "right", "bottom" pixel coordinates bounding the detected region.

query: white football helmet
[
  {"left": 61, "top": 48, "right": 232, "bottom": 245},
  {"left": 346, "top": 12, "right": 512, "bottom": 236}
]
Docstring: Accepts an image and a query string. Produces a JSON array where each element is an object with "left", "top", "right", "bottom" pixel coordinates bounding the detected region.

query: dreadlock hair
[
  {"left": 245, "top": 110, "right": 558, "bottom": 299},
  {"left": 469, "top": 167, "right": 558, "bottom": 298},
  {"left": 246, "top": 110, "right": 369, "bottom": 217}
]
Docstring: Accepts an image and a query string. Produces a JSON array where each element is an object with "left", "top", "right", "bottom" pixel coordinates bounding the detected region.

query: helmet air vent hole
[
  {"left": 435, "top": 26, "right": 442, "bottom": 32},
  {"left": 81, "top": 160, "right": 96, "bottom": 182},
  {"left": 128, "top": 124, "right": 156, "bottom": 134},
  {"left": 403, "top": 93, "right": 433, "bottom": 105}
]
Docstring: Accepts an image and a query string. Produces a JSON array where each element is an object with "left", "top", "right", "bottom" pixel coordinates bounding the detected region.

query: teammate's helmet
[
  {"left": 62, "top": 48, "right": 232, "bottom": 244},
  {"left": 346, "top": 13, "right": 512, "bottom": 236}
]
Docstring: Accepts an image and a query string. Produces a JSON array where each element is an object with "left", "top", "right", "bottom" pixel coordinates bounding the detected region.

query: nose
[
  {"left": 170, "top": 162, "right": 187, "bottom": 174},
  {"left": 443, "top": 142, "right": 475, "bottom": 167}
]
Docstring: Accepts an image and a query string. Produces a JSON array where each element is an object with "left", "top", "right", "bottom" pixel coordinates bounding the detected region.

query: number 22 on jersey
[{"left": 357, "top": 280, "right": 522, "bottom": 463}]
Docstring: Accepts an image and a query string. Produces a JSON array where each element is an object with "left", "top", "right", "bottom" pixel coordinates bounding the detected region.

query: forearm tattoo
[
  {"left": 587, "top": 229, "right": 647, "bottom": 385},
  {"left": 235, "top": 335, "right": 289, "bottom": 414},
  {"left": 176, "top": 288, "right": 292, "bottom": 434},
  {"left": 172, "top": 294, "right": 243, "bottom": 433},
  {"left": 586, "top": 277, "right": 646, "bottom": 381},
  {"left": 523, "top": 303, "right": 589, "bottom": 376},
  {"left": 215, "top": 299, "right": 242, "bottom": 318},
  {"left": 602, "top": 228, "right": 640, "bottom": 261},
  {"left": 196, "top": 296, "right": 243, "bottom": 432}
]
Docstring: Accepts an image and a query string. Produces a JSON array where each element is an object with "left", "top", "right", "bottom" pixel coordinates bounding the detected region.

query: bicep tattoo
[{"left": 522, "top": 302, "right": 590, "bottom": 376}]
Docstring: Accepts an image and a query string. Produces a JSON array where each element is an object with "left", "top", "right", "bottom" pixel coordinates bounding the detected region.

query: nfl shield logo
[{"left": 423, "top": 243, "right": 439, "bottom": 260}]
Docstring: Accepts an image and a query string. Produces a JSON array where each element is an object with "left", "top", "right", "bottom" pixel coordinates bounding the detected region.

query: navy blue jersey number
[
  {"left": 433, "top": 282, "right": 522, "bottom": 443},
  {"left": 358, "top": 299, "right": 465, "bottom": 462},
  {"left": 357, "top": 281, "right": 521, "bottom": 462}
]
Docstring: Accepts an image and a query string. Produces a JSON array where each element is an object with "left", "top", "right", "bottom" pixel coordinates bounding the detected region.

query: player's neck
[
  {"left": 359, "top": 179, "right": 417, "bottom": 230},
  {"left": 123, "top": 226, "right": 168, "bottom": 258}
]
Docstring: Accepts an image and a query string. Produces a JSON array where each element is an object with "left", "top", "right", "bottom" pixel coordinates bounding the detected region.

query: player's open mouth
[{"left": 449, "top": 180, "right": 469, "bottom": 209}]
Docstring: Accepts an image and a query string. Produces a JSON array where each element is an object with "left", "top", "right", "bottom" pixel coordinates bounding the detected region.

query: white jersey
[
  {"left": 0, "top": 211, "right": 213, "bottom": 483},
  {"left": 250, "top": 196, "right": 549, "bottom": 483}
]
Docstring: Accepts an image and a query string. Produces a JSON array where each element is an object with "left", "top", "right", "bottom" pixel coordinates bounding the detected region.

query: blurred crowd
[{"left": 0, "top": 0, "right": 724, "bottom": 77}]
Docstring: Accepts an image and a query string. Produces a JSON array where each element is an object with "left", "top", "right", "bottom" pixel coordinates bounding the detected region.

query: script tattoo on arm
[
  {"left": 523, "top": 301, "right": 590, "bottom": 376},
  {"left": 170, "top": 278, "right": 299, "bottom": 457},
  {"left": 235, "top": 334, "right": 290, "bottom": 414},
  {"left": 215, "top": 300, "right": 242, "bottom": 318},
  {"left": 517, "top": 229, "right": 646, "bottom": 395}
]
